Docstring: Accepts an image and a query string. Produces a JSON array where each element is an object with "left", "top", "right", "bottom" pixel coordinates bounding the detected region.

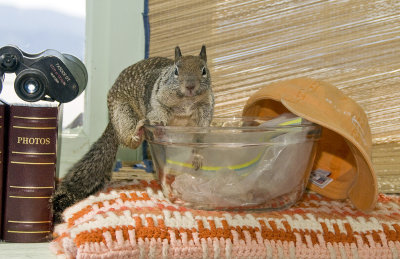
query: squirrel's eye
[
  {"left": 174, "top": 67, "right": 179, "bottom": 77},
  {"left": 202, "top": 67, "right": 207, "bottom": 76}
]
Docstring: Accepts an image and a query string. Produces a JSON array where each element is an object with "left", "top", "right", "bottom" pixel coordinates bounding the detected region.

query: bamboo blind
[{"left": 148, "top": 0, "right": 400, "bottom": 193}]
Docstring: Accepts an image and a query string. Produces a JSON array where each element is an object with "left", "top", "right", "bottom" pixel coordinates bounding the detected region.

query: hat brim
[{"left": 242, "top": 78, "right": 378, "bottom": 211}]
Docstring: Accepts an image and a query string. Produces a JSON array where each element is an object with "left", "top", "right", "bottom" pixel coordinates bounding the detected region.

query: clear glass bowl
[{"left": 144, "top": 117, "right": 321, "bottom": 211}]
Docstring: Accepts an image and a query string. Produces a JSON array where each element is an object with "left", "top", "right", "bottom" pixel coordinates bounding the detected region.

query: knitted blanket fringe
[{"left": 50, "top": 180, "right": 400, "bottom": 259}]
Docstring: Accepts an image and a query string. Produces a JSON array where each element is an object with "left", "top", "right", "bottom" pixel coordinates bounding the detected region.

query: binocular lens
[
  {"left": 14, "top": 69, "right": 47, "bottom": 102},
  {"left": 23, "top": 79, "right": 41, "bottom": 94}
]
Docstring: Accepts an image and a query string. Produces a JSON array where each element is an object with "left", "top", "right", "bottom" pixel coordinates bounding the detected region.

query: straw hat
[{"left": 242, "top": 77, "right": 378, "bottom": 211}]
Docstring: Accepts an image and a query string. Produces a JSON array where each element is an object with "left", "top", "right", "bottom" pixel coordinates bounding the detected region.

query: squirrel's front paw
[
  {"left": 127, "top": 134, "right": 144, "bottom": 149},
  {"left": 126, "top": 119, "right": 146, "bottom": 149},
  {"left": 191, "top": 153, "right": 204, "bottom": 170}
]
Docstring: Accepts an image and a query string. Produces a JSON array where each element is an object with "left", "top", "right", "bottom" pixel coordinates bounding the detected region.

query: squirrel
[{"left": 52, "top": 46, "right": 214, "bottom": 223}]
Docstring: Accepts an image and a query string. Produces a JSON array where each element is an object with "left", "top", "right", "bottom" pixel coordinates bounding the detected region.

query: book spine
[
  {"left": 0, "top": 102, "right": 5, "bottom": 240},
  {"left": 2, "top": 105, "right": 58, "bottom": 242}
]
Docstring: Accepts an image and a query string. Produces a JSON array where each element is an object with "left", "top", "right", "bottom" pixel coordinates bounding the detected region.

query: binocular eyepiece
[{"left": 0, "top": 45, "right": 88, "bottom": 103}]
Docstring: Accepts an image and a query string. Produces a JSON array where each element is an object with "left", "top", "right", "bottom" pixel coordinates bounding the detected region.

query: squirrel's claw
[
  {"left": 191, "top": 153, "right": 203, "bottom": 170},
  {"left": 131, "top": 135, "right": 141, "bottom": 143},
  {"left": 150, "top": 120, "right": 166, "bottom": 126}
]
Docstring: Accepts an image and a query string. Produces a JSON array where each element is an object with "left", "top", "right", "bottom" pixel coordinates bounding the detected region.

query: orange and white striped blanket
[{"left": 50, "top": 180, "right": 400, "bottom": 259}]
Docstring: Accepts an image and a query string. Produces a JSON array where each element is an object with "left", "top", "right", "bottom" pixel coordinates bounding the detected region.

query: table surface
[{"left": 0, "top": 242, "right": 56, "bottom": 259}]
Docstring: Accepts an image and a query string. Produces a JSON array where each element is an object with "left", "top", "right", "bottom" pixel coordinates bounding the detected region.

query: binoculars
[{"left": 0, "top": 45, "right": 87, "bottom": 103}]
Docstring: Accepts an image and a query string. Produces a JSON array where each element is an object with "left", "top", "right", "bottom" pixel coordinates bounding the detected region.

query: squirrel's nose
[{"left": 186, "top": 84, "right": 195, "bottom": 91}]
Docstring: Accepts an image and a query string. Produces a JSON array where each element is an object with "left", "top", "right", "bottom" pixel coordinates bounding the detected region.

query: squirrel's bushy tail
[{"left": 52, "top": 122, "right": 119, "bottom": 223}]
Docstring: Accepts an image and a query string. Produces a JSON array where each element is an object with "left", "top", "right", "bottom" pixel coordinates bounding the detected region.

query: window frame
[{"left": 58, "top": 0, "right": 145, "bottom": 178}]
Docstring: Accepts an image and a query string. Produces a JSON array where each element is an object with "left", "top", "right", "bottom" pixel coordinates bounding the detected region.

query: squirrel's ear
[
  {"left": 175, "top": 46, "right": 182, "bottom": 61},
  {"left": 199, "top": 45, "right": 207, "bottom": 62}
]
